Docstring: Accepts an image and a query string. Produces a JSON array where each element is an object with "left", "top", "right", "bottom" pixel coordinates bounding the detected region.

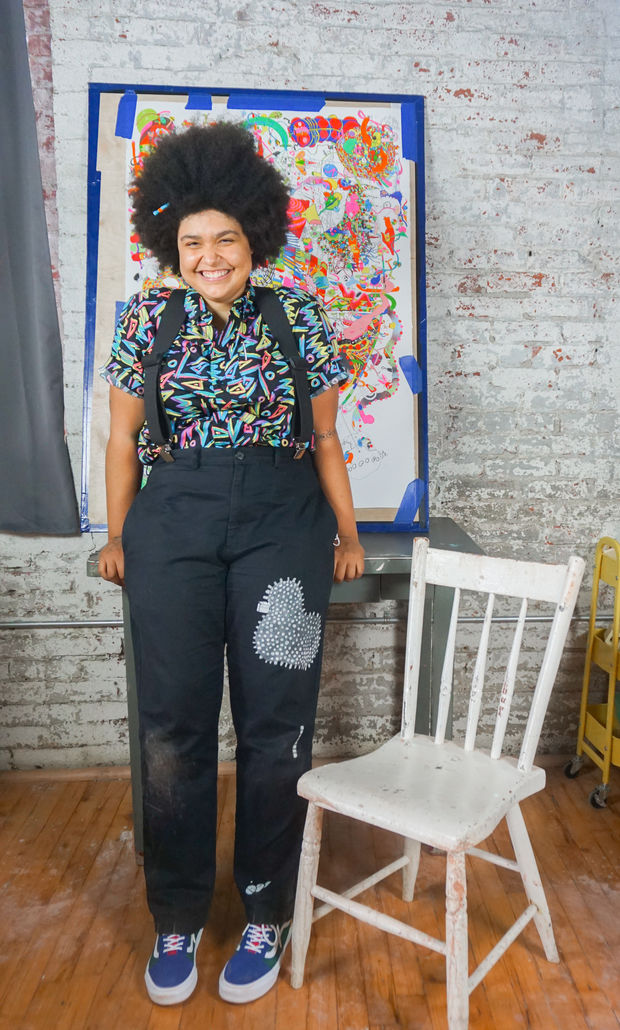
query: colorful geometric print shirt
[{"left": 100, "top": 282, "right": 349, "bottom": 466}]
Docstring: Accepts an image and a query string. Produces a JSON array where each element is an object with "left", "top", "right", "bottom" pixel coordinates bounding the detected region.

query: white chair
[{"left": 291, "top": 538, "right": 585, "bottom": 1029}]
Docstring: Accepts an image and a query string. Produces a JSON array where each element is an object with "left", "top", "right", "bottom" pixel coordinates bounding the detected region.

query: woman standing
[{"left": 98, "top": 123, "right": 364, "bottom": 1007}]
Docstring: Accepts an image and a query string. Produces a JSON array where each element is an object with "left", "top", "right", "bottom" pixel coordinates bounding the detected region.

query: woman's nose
[{"left": 198, "top": 243, "right": 220, "bottom": 266}]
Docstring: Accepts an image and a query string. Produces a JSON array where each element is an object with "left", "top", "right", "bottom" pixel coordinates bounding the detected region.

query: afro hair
[{"left": 131, "top": 122, "right": 290, "bottom": 273}]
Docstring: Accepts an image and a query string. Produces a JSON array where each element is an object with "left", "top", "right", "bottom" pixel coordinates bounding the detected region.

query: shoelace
[
  {"left": 161, "top": 933, "right": 187, "bottom": 954},
  {"left": 243, "top": 924, "right": 278, "bottom": 955}
]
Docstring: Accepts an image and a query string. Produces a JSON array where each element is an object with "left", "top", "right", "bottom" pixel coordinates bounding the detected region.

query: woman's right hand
[
  {"left": 99, "top": 387, "right": 145, "bottom": 588},
  {"left": 98, "top": 536, "right": 125, "bottom": 586}
]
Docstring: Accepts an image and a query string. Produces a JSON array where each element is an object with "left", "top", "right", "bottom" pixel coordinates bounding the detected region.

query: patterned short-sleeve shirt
[{"left": 100, "top": 281, "right": 348, "bottom": 466}]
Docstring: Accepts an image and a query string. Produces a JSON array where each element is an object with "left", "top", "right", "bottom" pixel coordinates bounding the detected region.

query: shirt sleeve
[
  {"left": 99, "top": 293, "right": 147, "bottom": 397},
  {"left": 294, "top": 295, "right": 350, "bottom": 398}
]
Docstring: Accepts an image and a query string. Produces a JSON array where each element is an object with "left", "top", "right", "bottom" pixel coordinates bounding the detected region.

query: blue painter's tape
[
  {"left": 115, "top": 91, "right": 137, "bottom": 138},
  {"left": 394, "top": 479, "right": 426, "bottom": 526},
  {"left": 185, "top": 92, "right": 213, "bottom": 110},
  {"left": 399, "top": 354, "right": 423, "bottom": 394},
  {"left": 401, "top": 102, "right": 419, "bottom": 161},
  {"left": 227, "top": 92, "right": 325, "bottom": 111}
]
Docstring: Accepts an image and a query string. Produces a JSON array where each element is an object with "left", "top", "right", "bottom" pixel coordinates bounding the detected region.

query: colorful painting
[{"left": 83, "top": 87, "right": 426, "bottom": 531}]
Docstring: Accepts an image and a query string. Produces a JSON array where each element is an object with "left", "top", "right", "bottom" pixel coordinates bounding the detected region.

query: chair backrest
[{"left": 401, "top": 539, "right": 585, "bottom": 771}]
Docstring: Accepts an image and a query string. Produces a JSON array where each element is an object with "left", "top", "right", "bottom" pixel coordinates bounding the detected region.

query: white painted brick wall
[{"left": 2, "top": 0, "right": 618, "bottom": 769}]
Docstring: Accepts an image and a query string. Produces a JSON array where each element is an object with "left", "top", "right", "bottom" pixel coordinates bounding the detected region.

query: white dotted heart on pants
[{"left": 253, "top": 577, "right": 322, "bottom": 670}]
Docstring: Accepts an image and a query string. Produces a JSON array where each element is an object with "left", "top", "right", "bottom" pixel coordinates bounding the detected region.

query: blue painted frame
[{"left": 82, "top": 83, "right": 428, "bottom": 533}]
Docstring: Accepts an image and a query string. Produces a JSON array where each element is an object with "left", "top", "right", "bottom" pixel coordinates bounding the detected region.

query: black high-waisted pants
[{"left": 122, "top": 445, "right": 337, "bottom": 934}]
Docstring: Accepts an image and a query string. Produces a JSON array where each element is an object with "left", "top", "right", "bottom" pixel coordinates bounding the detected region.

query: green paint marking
[{"left": 244, "top": 115, "right": 289, "bottom": 149}]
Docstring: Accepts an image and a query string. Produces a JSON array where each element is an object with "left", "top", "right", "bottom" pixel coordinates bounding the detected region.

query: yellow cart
[{"left": 565, "top": 537, "right": 620, "bottom": 807}]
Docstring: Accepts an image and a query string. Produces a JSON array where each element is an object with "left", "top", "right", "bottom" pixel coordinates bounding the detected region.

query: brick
[
  {"left": 25, "top": 32, "right": 52, "bottom": 57},
  {"left": 470, "top": 5, "right": 605, "bottom": 36},
  {"left": 24, "top": 5, "right": 52, "bottom": 34}
]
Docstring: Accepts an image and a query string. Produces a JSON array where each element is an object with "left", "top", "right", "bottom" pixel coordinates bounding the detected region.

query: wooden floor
[{"left": 0, "top": 759, "right": 618, "bottom": 1030}]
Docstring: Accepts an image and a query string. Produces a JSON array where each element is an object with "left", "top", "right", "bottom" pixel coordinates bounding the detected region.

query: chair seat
[{"left": 298, "top": 735, "right": 546, "bottom": 852}]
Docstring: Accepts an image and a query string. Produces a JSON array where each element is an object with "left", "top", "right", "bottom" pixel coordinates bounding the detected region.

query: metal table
[{"left": 88, "top": 516, "right": 481, "bottom": 857}]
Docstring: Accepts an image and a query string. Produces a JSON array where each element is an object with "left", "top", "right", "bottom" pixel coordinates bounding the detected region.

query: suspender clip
[
  {"left": 293, "top": 440, "right": 307, "bottom": 460},
  {"left": 158, "top": 443, "right": 175, "bottom": 463}
]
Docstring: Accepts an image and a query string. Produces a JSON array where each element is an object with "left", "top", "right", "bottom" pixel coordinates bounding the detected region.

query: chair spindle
[
  {"left": 464, "top": 593, "right": 495, "bottom": 752},
  {"left": 491, "top": 596, "right": 528, "bottom": 759},
  {"left": 435, "top": 587, "right": 460, "bottom": 745}
]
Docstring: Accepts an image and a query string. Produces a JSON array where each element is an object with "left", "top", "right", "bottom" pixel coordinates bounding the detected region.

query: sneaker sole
[
  {"left": 218, "top": 959, "right": 281, "bottom": 1004},
  {"left": 145, "top": 963, "right": 198, "bottom": 1006},
  {"left": 218, "top": 934, "right": 290, "bottom": 1004}
]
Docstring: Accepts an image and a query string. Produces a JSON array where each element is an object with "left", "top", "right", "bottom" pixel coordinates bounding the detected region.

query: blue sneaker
[
  {"left": 145, "top": 929, "right": 203, "bottom": 1005},
  {"left": 218, "top": 921, "right": 291, "bottom": 1003}
]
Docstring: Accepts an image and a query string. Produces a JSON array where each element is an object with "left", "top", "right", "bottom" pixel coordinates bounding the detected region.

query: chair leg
[
  {"left": 506, "top": 803, "right": 559, "bottom": 962},
  {"left": 445, "top": 851, "right": 469, "bottom": 1030},
  {"left": 291, "top": 802, "right": 324, "bottom": 989},
  {"left": 402, "top": 837, "right": 421, "bottom": 902}
]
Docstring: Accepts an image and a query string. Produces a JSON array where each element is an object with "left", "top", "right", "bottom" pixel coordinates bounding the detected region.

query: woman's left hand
[
  {"left": 310, "top": 387, "right": 365, "bottom": 584},
  {"left": 333, "top": 534, "right": 365, "bottom": 583}
]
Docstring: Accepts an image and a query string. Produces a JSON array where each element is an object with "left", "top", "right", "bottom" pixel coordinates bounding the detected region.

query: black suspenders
[
  {"left": 141, "top": 290, "right": 186, "bottom": 462},
  {"left": 141, "top": 287, "right": 313, "bottom": 462},
  {"left": 254, "top": 286, "right": 313, "bottom": 456}
]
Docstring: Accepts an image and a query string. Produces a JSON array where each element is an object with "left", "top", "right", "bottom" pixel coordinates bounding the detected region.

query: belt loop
[{"left": 273, "top": 447, "right": 281, "bottom": 468}]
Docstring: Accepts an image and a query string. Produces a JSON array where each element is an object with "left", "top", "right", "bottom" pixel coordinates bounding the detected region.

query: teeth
[{"left": 200, "top": 269, "right": 229, "bottom": 280}]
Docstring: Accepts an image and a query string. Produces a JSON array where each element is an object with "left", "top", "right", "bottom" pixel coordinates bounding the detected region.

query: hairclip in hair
[{"left": 152, "top": 202, "right": 170, "bottom": 217}]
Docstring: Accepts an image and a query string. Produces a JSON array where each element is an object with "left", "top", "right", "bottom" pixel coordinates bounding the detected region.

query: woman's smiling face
[{"left": 177, "top": 209, "right": 253, "bottom": 324}]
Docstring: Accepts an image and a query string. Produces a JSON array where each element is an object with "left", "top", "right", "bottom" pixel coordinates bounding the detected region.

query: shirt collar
[
  {"left": 231, "top": 280, "right": 256, "bottom": 320},
  {"left": 184, "top": 281, "right": 256, "bottom": 323}
]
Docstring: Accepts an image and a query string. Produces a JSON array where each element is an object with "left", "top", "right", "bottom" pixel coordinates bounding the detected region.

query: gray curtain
[{"left": 0, "top": 0, "right": 79, "bottom": 534}]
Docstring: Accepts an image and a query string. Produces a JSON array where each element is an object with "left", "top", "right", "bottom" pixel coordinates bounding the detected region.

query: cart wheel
[
  {"left": 564, "top": 756, "right": 584, "bottom": 779},
  {"left": 589, "top": 785, "right": 609, "bottom": 809}
]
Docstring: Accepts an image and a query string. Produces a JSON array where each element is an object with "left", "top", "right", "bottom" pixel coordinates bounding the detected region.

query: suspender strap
[
  {"left": 141, "top": 289, "right": 187, "bottom": 461},
  {"left": 254, "top": 286, "right": 313, "bottom": 457}
]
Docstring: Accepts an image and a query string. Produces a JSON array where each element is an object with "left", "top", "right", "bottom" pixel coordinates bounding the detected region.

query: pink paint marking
[
  {"left": 345, "top": 194, "right": 360, "bottom": 217},
  {"left": 342, "top": 298, "right": 391, "bottom": 340}
]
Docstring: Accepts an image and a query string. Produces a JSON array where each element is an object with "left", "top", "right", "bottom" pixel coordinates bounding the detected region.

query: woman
[{"left": 98, "top": 122, "right": 364, "bottom": 1007}]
